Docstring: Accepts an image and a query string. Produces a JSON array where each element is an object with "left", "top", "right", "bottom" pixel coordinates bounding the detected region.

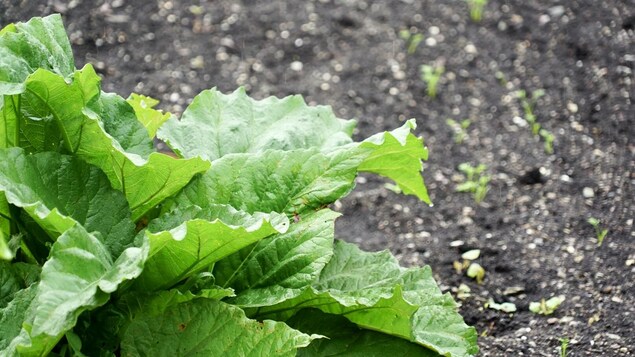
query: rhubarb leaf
[
  {"left": 214, "top": 209, "right": 338, "bottom": 307},
  {"left": 157, "top": 87, "right": 355, "bottom": 161},
  {"left": 134, "top": 205, "right": 289, "bottom": 291},
  {"left": 250, "top": 240, "right": 478, "bottom": 357},
  {"left": 121, "top": 298, "right": 316, "bottom": 357}
]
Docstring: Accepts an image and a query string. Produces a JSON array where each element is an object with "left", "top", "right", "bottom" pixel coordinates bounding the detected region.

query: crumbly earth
[{"left": 2, "top": 0, "right": 633, "bottom": 355}]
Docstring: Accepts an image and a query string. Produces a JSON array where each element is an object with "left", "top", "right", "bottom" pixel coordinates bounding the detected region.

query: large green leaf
[
  {"left": 73, "top": 287, "right": 235, "bottom": 356},
  {"left": 249, "top": 240, "right": 478, "bottom": 357},
  {"left": 171, "top": 148, "right": 363, "bottom": 216},
  {"left": 134, "top": 204, "right": 289, "bottom": 291},
  {"left": 8, "top": 66, "right": 209, "bottom": 220},
  {"left": 359, "top": 119, "right": 431, "bottom": 204},
  {"left": 0, "top": 262, "right": 39, "bottom": 309},
  {"left": 5, "top": 225, "right": 148, "bottom": 356},
  {"left": 214, "top": 209, "right": 338, "bottom": 307},
  {"left": 168, "top": 123, "right": 430, "bottom": 220},
  {"left": 120, "top": 298, "right": 316, "bottom": 357},
  {"left": 0, "top": 284, "right": 37, "bottom": 354},
  {"left": 289, "top": 309, "right": 438, "bottom": 357},
  {"left": 156, "top": 86, "right": 429, "bottom": 204},
  {"left": 157, "top": 87, "right": 356, "bottom": 161},
  {"left": 0, "top": 14, "right": 74, "bottom": 95},
  {"left": 0, "top": 148, "right": 136, "bottom": 257},
  {"left": 89, "top": 92, "right": 155, "bottom": 157}
]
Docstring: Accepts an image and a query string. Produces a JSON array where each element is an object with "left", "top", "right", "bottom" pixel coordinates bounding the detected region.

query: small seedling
[
  {"left": 399, "top": 29, "right": 424, "bottom": 55},
  {"left": 420, "top": 64, "right": 445, "bottom": 98},
  {"left": 516, "top": 89, "right": 554, "bottom": 154},
  {"left": 587, "top": 217, "right": 608, "bottom": 246},
  {"left": 456, "top": 163, "right": 490, "bottom": 203},
  {"left": 495, "top": 71, "right": 507, "bottom": 86},
  {"left": 529, "top": 295, "right": 565, "bottom": 315},
  {"left": 456, "top": 283, "right": 472, "bottom": 300},
  {"left": 559, "top": 338, "right": 569, "bottom": 357},
  {"left": 446, "top": 118, "right": 472, "bottom": 144},
  {"left": 486, "top": 298, "right": 517, "bottom": 313},
  {"left": 539, "top": 128, "right": 555, "bottom": 154},
  {"left": 466, "top": 0, "right": 488, "bottom": 22},
  {"left": 466, "top": 263, "right": 485, "bottom": 284},
  {"left": 516, "top": 89, "right": 545, "bottom": 135},
  {"left": 454, "top": 249, "right": 485, "bottom": 284}
]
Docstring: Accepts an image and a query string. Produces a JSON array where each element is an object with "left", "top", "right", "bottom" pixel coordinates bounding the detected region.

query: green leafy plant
[
  {"left": 399, "top": 29, "right": 424, "bottom": 55},
  {"left": 420, "top": 64, "right": 445, "bottom": 98},
  {"left": 587, "top": 217, "right": 608, "bottom": 246},
  {"left": 466, "top": 0, "right": 488, "bottom": 22},
  {"left": 446, "top": 118, "right": 472, "bottom": 144},
  {"left": 529, "top": 295, "right": 566, "bottom": 315},
  {"left": 0, "top": 15, "right": 477, "bottom": 356},
  {"left": 456, "top": 163, "right": 490, "bottom": 203},
  {"left": 559, "top": 337, "right": 570, "bottom": 357}
]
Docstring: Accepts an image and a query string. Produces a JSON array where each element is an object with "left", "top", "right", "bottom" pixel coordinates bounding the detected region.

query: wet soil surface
[{"left": 2, "top": 0, "right": 634, "bottom": 355}]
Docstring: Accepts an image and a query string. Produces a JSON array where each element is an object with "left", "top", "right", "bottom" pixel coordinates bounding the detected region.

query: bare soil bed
[{"left": 2, "top": 0, "right": 633, "bottom": 355}]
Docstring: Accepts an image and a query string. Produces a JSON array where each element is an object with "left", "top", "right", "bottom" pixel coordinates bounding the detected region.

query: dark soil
[{"left": 2, "top": 0, "right": 633, "bottom": 355}]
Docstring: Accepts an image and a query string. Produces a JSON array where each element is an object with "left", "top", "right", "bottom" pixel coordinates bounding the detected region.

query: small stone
[
  {"left": 169, "top": 92, "right": 180, "bottom": 103},
  {"left": 503, "top": 286, "right": 525, "bottom": 296},
  {"left": 547, "top": 317, "right": 558, "bottom": 324},
  {"left": 290, "top": 61, "right": 303, "bottom": 72},
  {"left": 549, "top": 5, "right": 565, "bottom": 17},
  {"left": 611, "top": 296, "right": 623, "bottom": 303},
  {"left": 606, "top": 333, "right": 621, "bottom": 340},
  {"left": 560, "top": 316, "right": 574, "bottom": 323},
  {"left": 567, "top": 101, "right": 579, "bottom": 113},
  {"left": 189, "top": 55, "right": 204, "bottom": 69},
  {"left": 464, "top": 43, "right": 477, "bottom": 54},
  {"left": 582, "top": 187, "right": 594, "bottom": 198}
]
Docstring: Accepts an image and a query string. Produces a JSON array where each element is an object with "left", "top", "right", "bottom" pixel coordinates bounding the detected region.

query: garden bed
[{"left": 2, "top": 0, "right": 633, "bottom": 355}]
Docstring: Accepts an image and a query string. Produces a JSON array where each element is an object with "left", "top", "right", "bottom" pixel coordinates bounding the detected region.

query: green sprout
[
  {"left": 420, "top": 64, "right": 444, "bottom": 98},
  {"left": 399, "top": 29, "right": 424, "bottom": 55},
  {"left": 587, "top": 217, "right": 608, "bottom": 246},
  {"left": 446, "top": 118, "right": 472, "bottom": 144},
  {"left": 495, "top": 71, "right": 507, "bottom": 86},
  {"left": 539, "top": 128, "right": 555, "bottom": 154},
  {"left": 456, "top": 163, "right": 490, "bottom": 203},
  {"left": 516, "top": 89, "right": 554, "bottom": 154},
  {"left": 516, "top": 89, "right": 545, "bottom": 135},
  {"left": 529, "top": 295, "right": 565, "bottom": 315},
  {"left": 559, "top": 338, "right": 569, "bottom": 357},
  {"left": 466, "top": 0, "right": 488, "bottom": 22},
  {"left": 486, "top": 298, "right": 517, "bottom": 313}
]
